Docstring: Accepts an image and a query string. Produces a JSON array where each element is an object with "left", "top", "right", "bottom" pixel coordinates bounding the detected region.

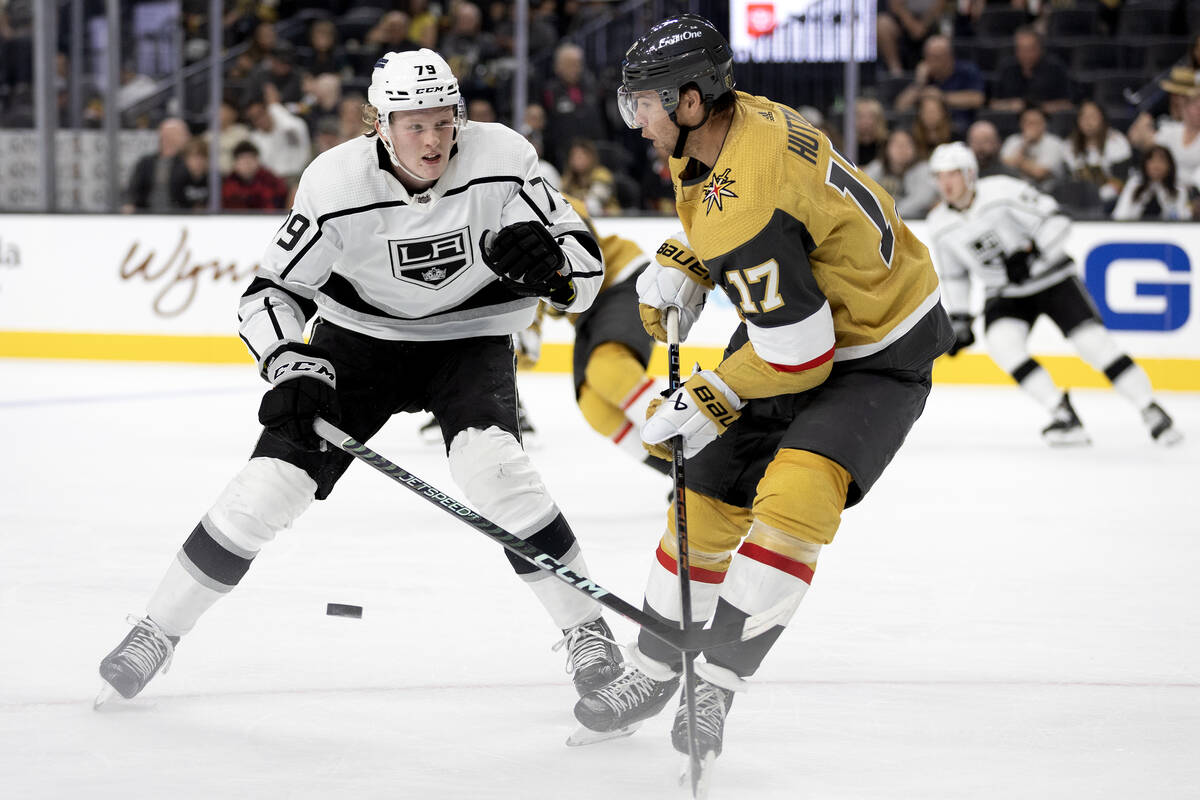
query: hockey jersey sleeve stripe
[
  {"left": 766, "top": 345, "right": 835, "bottom": 373},
  {"left": 745, "top": 299, "right": 836, "bottom": 367},
  {"left": 559, "top": 228, "right": 602, "bottom": 263},
  {"left": 655, "top": 545, "right": 726, "bottom": 584},
  {"left": 518, "top": 188, "right": 552, "bottom": 225}
]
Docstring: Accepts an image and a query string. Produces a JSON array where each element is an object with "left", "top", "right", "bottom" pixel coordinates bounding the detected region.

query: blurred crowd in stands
[{"left": 2, "top": 0, "right": 1200, "bottom": 219}]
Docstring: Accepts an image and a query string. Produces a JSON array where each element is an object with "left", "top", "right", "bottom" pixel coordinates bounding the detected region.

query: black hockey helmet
[{"left": 617, "top": 14, "right": 735, "bottom": 130}]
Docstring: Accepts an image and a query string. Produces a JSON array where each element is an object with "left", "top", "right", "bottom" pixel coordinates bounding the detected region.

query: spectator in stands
[
  {"left": 893, "top": 35, "right": 985, "bottom": 134},
  {"left": 123, "top": 117, "right": 190, "bottom": 213},
  {"left": 441, "top": 2, "right": 500, "bottom": 81},
  {"left": 967, "top": 119, "right": 1020, "bottom": 178},
  {"left": 877, "top": 0, "right": 948, "bottom": 76},
  {"left": 989, "top": 26, "right": 1072, "bottom": 113},
  {"left": 313, "top": 116, "right": 344, "bottom": 156},
  {"left": 338, "top": 94, "right": 367, "bottom": 143},
  {"left": 1001, "top": 106, "right": 1068, "bottom": 189},
  {"left": 217, "top": 97, "right": 251, "bottom": 174},
  {"left": 298, "top": 18, "right": 349, "bottom": 79},
  {"left": 229, "top": 20, "right": 279, "bottom": 82},
  {"left": 1064, "top": 100, "right": 1132, "bottom": 207},
  {"left": 171, "top": 136, "right": 212, "bottom": 211},
  {"left": 408, "top": 0, "right": 439, "bottom": 48},
  {"left": 301, "top": 72, "right": 342, "bottom": 140},
  {"left": 366, "top": 11, "right": 418, "bottom": 61},
  {"left": 541, "top": 42, "right": 608, "bottom": 168},
  {"left": 854, "top": 97, "right": 890, "bottom": 166},
  {"left": 1151, "top": 67, "right": 1200, "bottom": 179},
  {"left": 468, "top": 97, "right": 498, "bottom": 124},
  {"left": 221, "top": 140, "right": 287, "bottom": 210},
  {"left": 245, "top": 82, "right": 311, "bottom": 189},
  {"left": 1112, "top": 145, "right": 1192, "bottom": 220},
  {"left": 520, "top": 102, "right": 562, "bottom": 187},
  {"left": 912, "top": 93, "right": 954, "bottom": 159},
  {"left": 864, "top": 128, "right": 940, "bottom": 218},
  {"left": 250, "top": 42, "right": 304, "bottom": 106},
  {"left": 561, "top": 138, "right": 620, "bottom": 216},
  {"left": 0, "top": 0, "right": 34, "bottom": 89}
]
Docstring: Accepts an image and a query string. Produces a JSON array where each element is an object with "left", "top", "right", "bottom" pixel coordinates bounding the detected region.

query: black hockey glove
[
  {"left": 1003, "top": 248, "right": 1033, "bottom": 284},
  {"left": 481, "top": 221, "right": 576, "bottom": 306},
  {"left": 947, "top": 313, "right": 976, "bottom": 356},
  {"left": 257, "top": 343, "right": 340, "bottom": 452}
]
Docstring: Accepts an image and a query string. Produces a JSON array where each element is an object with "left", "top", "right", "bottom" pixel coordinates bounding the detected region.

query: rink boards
[{"left": 0, "top": 213, "right": 1196, "bottom": 390}]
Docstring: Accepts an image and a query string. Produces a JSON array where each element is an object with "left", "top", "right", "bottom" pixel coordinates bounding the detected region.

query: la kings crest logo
[{"left": 388, "top": 226, "right": 472, "bottom": 289}]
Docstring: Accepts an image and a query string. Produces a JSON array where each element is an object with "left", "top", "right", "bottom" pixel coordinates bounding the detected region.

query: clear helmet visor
[{"left": 617, "top": 84, "right": 679, "bottom": 130}]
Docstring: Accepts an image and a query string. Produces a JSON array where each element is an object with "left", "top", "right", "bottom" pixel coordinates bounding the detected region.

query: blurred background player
[
  {"left": 96, "top": 49, "right": 622, "bottom": 708},
  {"left": 927, "top": 142, "right": 1183, "bottom": 447},
  {"left": 572, "top": 15, "right": 954, "bottom": 762},
  {"left": 424, "top": 195, "right": 671, "bottom": 475}
]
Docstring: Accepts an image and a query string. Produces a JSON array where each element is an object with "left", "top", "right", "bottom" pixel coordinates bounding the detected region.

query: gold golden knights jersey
[{"left": 671, "top": 92, "right": 943, "bottom": 399}]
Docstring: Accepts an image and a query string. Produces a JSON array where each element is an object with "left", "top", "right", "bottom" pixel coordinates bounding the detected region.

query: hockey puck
[{"left": 326, "top": 603, "right": 363, "bottom": 618}]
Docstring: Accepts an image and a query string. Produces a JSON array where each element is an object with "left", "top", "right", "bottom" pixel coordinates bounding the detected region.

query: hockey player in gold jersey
[
  {"left": 573, "top": 14, "right": 955, "bottom": 761},
  {"left": 554, "top": 196, "right": 672, "bottom": 472}
]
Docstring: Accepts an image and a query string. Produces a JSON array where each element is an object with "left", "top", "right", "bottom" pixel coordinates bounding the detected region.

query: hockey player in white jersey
[
  {"left": 96, "top": 49, "right": 622, "bottom": 706},
  {"left": 927, "top": 142, "right": 1182, "bottom": 446}
]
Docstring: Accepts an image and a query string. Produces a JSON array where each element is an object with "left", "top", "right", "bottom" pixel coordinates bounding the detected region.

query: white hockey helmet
[
  {"left": 368, "top": 49, "right": 466, "bottom": 169},
  {"left": 929, "top": 141, "right": 979, "bottom": 183}
]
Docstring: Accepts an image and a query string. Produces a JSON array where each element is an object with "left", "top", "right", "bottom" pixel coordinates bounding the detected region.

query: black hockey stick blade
[{"left": 312, "top": 418, "right": 791, "bottom": 652}]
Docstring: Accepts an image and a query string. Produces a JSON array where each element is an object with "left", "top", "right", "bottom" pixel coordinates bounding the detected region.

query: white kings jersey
[
  {"left": 925, "top": 174, "right": 1074, "bottom": 316},
  {"left": 236, "top": 121, "right": 603, "bottom": 373}
]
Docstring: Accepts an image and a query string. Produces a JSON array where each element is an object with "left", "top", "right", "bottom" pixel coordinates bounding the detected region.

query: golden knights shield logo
[{"left": 702, "top": 168, "right": 738, "bottom": 214}]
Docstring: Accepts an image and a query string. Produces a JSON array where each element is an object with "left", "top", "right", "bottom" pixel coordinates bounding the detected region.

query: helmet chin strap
[{"left": 669, "top": 104, "right": 713, "bottom": 160}]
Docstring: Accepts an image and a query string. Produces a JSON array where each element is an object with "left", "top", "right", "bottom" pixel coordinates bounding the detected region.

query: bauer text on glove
[
  {"left": 636, "top": 234, "right": 712, "bottom": 342},
  {"left": 642, "top": 370, "right": 743, "bottom": 459}
]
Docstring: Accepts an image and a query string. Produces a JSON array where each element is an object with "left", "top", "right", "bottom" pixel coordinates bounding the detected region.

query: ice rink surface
[{"left": 1, "top": 359, "right": 1198, "bottom": 799}]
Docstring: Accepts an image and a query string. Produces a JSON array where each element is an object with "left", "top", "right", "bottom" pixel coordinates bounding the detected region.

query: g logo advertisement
[{"left": 1084, "top": 242, "right": 1191, "bottom": 331}]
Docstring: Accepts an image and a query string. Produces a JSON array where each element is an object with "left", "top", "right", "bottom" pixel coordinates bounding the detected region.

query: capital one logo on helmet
[{"left": 658, "top": 30, "right": 702, "bottom": 47}]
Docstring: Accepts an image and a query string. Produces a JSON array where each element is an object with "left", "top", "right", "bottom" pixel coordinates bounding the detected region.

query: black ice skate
[
  {"left": 95, "top": 616, "right": 178, "bottom": 707},
  {"left": 573, "top": 662, "right": 680, "bottom": 732},
  {"left": 554, "top": 617, "right": 623, "bottom": 697},
  {"left": 672, "top": 678, "right": 734, "bottom": 758},
  {"left": 1142, "top": 402, "right": 1183, "bottom": 446},
  {"left": 1042, "top": 392, "right": 1091, "bottom": 446}
]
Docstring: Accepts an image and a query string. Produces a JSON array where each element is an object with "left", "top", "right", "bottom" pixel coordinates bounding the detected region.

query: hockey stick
[
  {"left": 311, "top": 418, "right": 791, "bottom": 653},
  {"left": 666, "top": 308, "right": 703, "bottom": 797}
]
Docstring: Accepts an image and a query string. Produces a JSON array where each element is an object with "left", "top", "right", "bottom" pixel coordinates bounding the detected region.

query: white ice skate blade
[
  {"left": 1155, "top": 428, "right": 1184, "bottom": 447},
  {"left": 565, "top": 722, "right": 642, "bottom": 747},
  {"left": 93, "top": 682, "right": 120, "bottom": 711},
  {"left": 1043, "top": 431, "right": 1092, "bottom": 447},
  {"left": 678, "top": 752, "right": 717, "bottom": 798}
]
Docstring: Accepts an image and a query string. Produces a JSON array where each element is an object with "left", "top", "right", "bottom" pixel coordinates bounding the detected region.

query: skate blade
[
  {"left": 565, "top": 721, "right": 641, "bottom": 747},
  {"left": 678, "top": 752, "right": 717, "bottom": 798},
  {"left": 1155, "top": 428, "right": 1184, "bottom": 447},
  {"left": 93, "top": 682, "right": 120, "bottom": 711},
  {"left": 1044, "top": 431, "right": 1091, "bottom": 447}
]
